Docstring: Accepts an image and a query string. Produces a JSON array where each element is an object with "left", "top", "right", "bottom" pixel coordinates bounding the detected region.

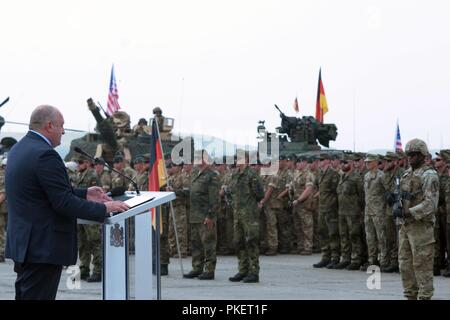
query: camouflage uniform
[
  {"left": 266, "top": 171, "right": 285, "bottom": 253},
  {"left": 398, "top": 164, "right": 439, "bottom": 299},
  {"left": 383, "top": 167, "right": 404, "bottom": 269},
  {"left": 337, "top": 170, "right": 364, "bottom": 265},
  {"left": 258, "top": 172, "right": 271, "bottom": 253},
  {"left": 356, "top": 166, "right": 369, "bottom": 264},
  {"left": 111, "top": 167, "right": 137, "bottom": 190},
  {"left": 318, "top": 167, "right": 340, "bottom": 263},
  {"left": 217, "top": 168, "right": 234, "bottom": 255},
  {"left": 97, "top": 169, "right": 111, "bottom": 192},
  {"left": 278, "top": 168, "right": 294, "bottom": 253},
  {"left": 182, "top": 168, "right": 192, "bottom": 255},
  {"left": 435, "top": 169, "right": 448, "bottom": 271},
  {"left": 309, "top": 168, "right": 320, "bottom": 252},
  {"left": 229, "top": 166, "right": 264, "bottom": 276},
  {"left": 364, "top": 168, "right": 387, "bottom": 267},
  {"left": 189, "top": 166, "right": 219, "bottom": 274},
  {"left": 76, "top": 167, "right": 102, "bottom": 278},
  {"left": 292, "top": 169, "right": 316, "bottom": 253},
  {"left": 0, "top": 168, "right": 7, "bottom": 260},
  {"left": 168, "top": 169, "right": 190, "bottom": 257}
]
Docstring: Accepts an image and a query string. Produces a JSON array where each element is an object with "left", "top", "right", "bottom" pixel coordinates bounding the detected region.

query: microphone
[
  {"left": 73, "top": 147, "right": 140, "bottom": 195},
  {"left": 106, "top": 186, "right": 126, "bottom": 198}
]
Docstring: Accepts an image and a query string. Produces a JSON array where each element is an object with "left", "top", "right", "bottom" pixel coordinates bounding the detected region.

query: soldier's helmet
[
  {"left": 138, "top": 118, "right": 148, "bottom": 126},
  {"left": 112, "top": 111, "right": 131, "bottom": 129},
  {"left": 153, "top": 107, "right": 162, "bottom": 115},
  {"left": 405, "top": 138, "right": 429, "bottom": 156}
]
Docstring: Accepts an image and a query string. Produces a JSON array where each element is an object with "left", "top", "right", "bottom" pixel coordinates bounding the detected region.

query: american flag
[
  {"left": 106, "top": 64, "right": 121, "bottom": 116},
  {"left": 394, "top": 120, "right": 403, "bottom": 152}
]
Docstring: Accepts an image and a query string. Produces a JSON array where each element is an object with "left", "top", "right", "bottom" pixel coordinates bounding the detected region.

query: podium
[{"left": 79, "top": 191, "right": 175, "bottom": 300}]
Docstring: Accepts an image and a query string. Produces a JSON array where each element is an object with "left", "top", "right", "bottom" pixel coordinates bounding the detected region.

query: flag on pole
[
  {"left": 106, "top": 64, "right": 121, "bottom": 116},
  {"left": 394, "top": 120, "right": 403, "bottom": 152},
  {"left": 148, "top": 118, "right": 168, "bottom": 231},
  {"left": 293, "top": 97, "right": 299, "bottom": 113},
  {"left": 315, "top": 68, "right": 329, "bottom": 123}
]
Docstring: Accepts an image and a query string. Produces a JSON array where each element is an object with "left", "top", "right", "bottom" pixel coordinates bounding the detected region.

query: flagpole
[{"left": 154, "top": 118, "right": 185, "bottom": 277}]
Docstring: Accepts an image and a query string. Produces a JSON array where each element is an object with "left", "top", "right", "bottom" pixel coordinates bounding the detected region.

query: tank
[
  {"left": 64, "top": 98, "right": 188, "bottom": 164},
  {"left": 257, "top": 104, "right": 346, "bottom": 158},
  {"left": 0, "top": 97, "right": 18, "bottom": 158}
]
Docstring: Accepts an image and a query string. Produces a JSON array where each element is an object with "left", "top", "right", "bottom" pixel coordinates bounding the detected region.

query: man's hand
[
  {"left": 204, "top": 217, "right": 214, "bottom": 229},
  {"left": 87, "top": 186, "right": 111, "bottom": 203},
  {"left": 403, "top": 207, "right": 412, "bottom": 219},
  {"left": 105, "top": 201, "right": 130, "bottom": 214},
  {"left": 292, "top": 200, "right": 299, "bottom": 207},
  {"left": 166, "top": 186, "right": 173, "bottom": 192},
  {"left": 257, "top": 201, "right": 264, "bottom": 209}
]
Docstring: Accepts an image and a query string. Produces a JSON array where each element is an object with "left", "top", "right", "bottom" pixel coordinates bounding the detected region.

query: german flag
[
  {"left": 315, "top": 68, "right": 328, "bottom": 123},
  {"left": 148, "top": 118, "right": 167, "bottom": 230}
]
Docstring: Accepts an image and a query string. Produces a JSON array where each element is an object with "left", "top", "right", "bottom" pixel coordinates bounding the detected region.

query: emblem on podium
[{"left": 110, "top": 223, "right": 124, "bottom": 247}]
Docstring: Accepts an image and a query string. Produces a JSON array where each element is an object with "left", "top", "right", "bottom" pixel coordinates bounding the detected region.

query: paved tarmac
[{"left": 1, "top": 254, "right": 450, "bottom": 300}]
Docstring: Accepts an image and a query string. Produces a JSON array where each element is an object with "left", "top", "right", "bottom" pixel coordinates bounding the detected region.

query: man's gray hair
[{"left": 29, "top": 105, "right": 60, "bottom": 130}]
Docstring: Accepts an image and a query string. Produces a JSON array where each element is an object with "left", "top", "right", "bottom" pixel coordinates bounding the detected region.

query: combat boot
[
  {"left": 229, "top": 273, "right": 247, "bottom": 282},
  {"left": 0, "top": 255, "right": 5, "bottom": 263},
  {"left": 86, "top": 273, "right": 101, "bottom": 283},
  {"left": 264, "top": 249, "right": 277, "bottom": 256},
  {"left": 198, "top": 272, "right": 215, "bottom": 280},
  {"left": 433, "top": 266, "right": 441, "bottom": 276},
  {"left": 313, "top": 259, "right": 331, "bottom": 268},
  {"left": 382, "top": 264, "right": 399, "bottom": 273},
  {"left": 183, "top": 270, "right": 202, "bottom": 279},
  {"left": 442, "top": 268, "right": 450, "bottom": 277},
  {"left": 160, "top": 264, "right": 169, "bottom": 276},
  {"left": 360, "top": 262, "right": 370, "bottom": 271},
  {"left": 346, "top": 263, "right": 361, "bottom": 271},
  {"left": 299, "top": 250, "right": 312, "bottom": 256},
  {"left": 334, "top": 260, "right": 351, "bottom": 270},
  {"left": 242, "top": 274, "right": 259, "bottom": 283},
  {"left": 326, "top": 260, "right": 339, "bottom": 269}
]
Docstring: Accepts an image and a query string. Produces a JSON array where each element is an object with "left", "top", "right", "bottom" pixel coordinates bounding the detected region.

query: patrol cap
[
  {"left": 113, "top": 155, "right": 124, "bottom": 163},
  {"left": 65, "top": 161, "right": 77, "bottom": 173},
  {"left": 364, "top": 154, "right": 378, "bottom": 162},
  {"left": 94, "top": 158, "right": 106, "bottom": 166},
  {"left": 436, "top": 149, "right": 450, "bottom": 163},
  {"left": 279, "top": 154, "right": 288, "bottom": 161},
  {"left": 133, "top": 155, "right": 146, "bottom": 164},
  {"left": 287, "top": 154, "right": 297, "bottom": 162},
  {"left": 384, "top": 152, "right": 398, "bottom": 161},
  {"left": 74, "top": 154, "right": 90, "bottom": 162},
  {"left": 396, "top": 150, "right": 406, "bottom": 159},
  {"left": 319, "top": 153, "right": 332, "bottom": 160}
]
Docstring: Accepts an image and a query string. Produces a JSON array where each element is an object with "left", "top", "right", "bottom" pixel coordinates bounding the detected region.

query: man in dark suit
[{"left": 5, "top": 105, "right": 129, "bottom": 300}]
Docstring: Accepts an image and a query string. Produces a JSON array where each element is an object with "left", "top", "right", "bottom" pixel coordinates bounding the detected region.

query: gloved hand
[
  {"left": 384, "top": 191, "right": 395, "bottom": 206},
  {"left": 393, "top": 207, "right": 403, "bottom": 219}
]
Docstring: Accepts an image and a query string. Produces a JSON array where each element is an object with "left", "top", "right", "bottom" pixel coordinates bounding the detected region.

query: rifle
[
  {"left": 392, "top": 176, "right": 403, "bottom": 224},
  {"left": 222, "top": 185, "right": 233, "bottom": 209}
]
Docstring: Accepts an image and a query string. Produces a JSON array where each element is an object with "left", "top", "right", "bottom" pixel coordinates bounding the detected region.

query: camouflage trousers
[
  {"left": 338, "top": 215, "right": 362, "bottom": 264},
  {"left": 151, "top": 207, "right": 170, "bottom": 273},
  {"left": 78, "top": 224, "right": 102, "bottom": 275},
  {"left": 265, "top": 207, "right": 279, "bottom": 252},
  {"left": 293, "top": 207, "right": 314, "bottom": 253},
  {"left": 385, "top": 208, "right": 399, "bottom": 267},
  {"left": 276, "top": 208, "right": 294, "bottom": 253},
  {"left": 259, "top": 207, "right": 267, "bottom": 252},
  {"left": 190, "top": 222, "right": 217, "bottom": 274},
  {"left": 0, "top": 211, "right": 6, "bottom": 256},
  {"left": 216, "top": 205, "right": 234, "bottom": 255},
  {"left": 399, "top": 221, "right": 434, "bottom": 299},
  {"left": 433, "top": 207, "right": 447, "bottom": 269},
  {"left": 364, "top": 214, "right": 388, "bottom": 266},
  {"left": 318, "top": 210, "right": 340, "bottom": 261},
  {"left": 360, "top": 213, "right": 368, "bottom": 264},
  {"left": 168, "top": 204, "right": 189, "bottom": 257},
  {"left": 234, "top": 218, "right": 260, "bottom": 275}
]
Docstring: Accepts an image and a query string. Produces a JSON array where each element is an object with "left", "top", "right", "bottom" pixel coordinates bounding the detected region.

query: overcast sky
[{"left": 1, "top": 0, "right": 449, "bottom": 152}]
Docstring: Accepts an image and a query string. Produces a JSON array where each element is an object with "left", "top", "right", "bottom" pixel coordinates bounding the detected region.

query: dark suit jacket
[{"left": 5, "top": 131, "right": 106, "bottom": 266}]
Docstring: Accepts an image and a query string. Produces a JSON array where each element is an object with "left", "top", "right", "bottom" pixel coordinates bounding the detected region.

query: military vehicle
[
  {"left": 64, "top": 98, "right": 190, "bottom": 164},
  {"left": 0, "top": 97, "right": 18, "bottom": 157},
  {"left": 257, "top": 104, "right": 346, "bottom": 159}
]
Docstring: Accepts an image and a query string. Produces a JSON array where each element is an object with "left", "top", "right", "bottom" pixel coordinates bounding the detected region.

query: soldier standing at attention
[
  {"left": 216, "top": 159, "right": 234, "bottom": 255},
  {"left": 228, "top": 151, "right": 264, "bottom": 283},
  {"left": 382, "top": 152, "right": 403, "bottom": 273},
  {"left": 167, "top": 161, "right": 190, "bottom": 258},
  {"left": 111, "top": 154, "right": 137, "bottom": 190},
  {"left": 396, "top": 139, "right": 439, "bottom": 300},
  {"left": 335, "top": 155, "right": 364, "bottom": 270},
  {"left": 0, "top": 158, "right": 7, "bottom": 262},
  {"left": 433, "top": 150, "right": 449, "bottom": 275},
  {"left": 313, "top": 154, "right": 340, "bottom": 269},
  {"left": 75, "top": 155, "right": 102, "bottom": 282},
  {"left": 362, "top": 154, "right": 387, "bottom": 272},
  {"left": 440, "top": 150, "right": 450, "bottom": 277},
  {"left": 183, "top": 150, "right": 219, "bottom": 280},
  {"left": 94, "top": 158, "right": 111, "bottom": 193}
]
